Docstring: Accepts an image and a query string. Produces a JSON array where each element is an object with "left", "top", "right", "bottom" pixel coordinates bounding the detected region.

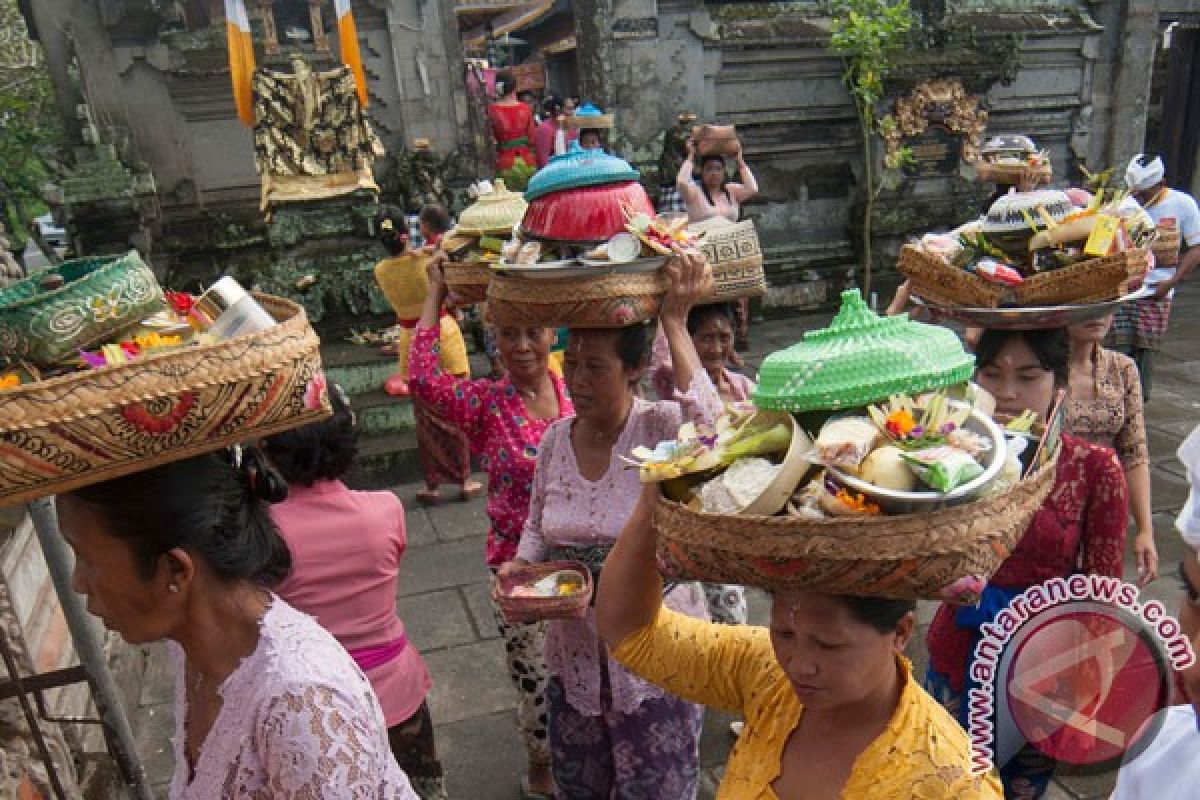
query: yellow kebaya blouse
[{"left": 613, "top": 607, "right": 1003, "bottom": 799}]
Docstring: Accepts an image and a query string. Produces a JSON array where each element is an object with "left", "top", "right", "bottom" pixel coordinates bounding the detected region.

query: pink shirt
[
  {"left": 516, "top": 372, "right": 722, "bottom": 715},
  {"left": 409, "top": 324, "right": 574, "bottom": 565},
  {"left": 272, "top": 481, "right": 430, "bottom": 726},
  {"left": 168, "top": 598, "right": 418, "bottom": 799}
]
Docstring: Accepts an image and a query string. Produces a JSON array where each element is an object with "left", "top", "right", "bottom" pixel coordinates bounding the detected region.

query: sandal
[
  {"left": 459, "top": 480, "right": 483, "bottom": 502},
  {"left": 416, "top": 488, "right": 441, "bottom": 506}
]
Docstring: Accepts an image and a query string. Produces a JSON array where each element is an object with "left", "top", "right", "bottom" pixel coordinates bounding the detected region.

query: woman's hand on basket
[
  {"left": 659, "top": 245, "right": 711, "bottom": 324},
  {"left": 426, "top": 251, "right": 449, "bottom": 291}
]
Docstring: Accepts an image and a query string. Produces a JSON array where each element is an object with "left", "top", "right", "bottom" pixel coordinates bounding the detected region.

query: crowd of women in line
[{"left": 50, "top": 151, "right": 1200, "bottom": 799}]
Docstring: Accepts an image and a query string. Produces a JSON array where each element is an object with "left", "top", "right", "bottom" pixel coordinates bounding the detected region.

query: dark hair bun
[{"left": 240, "top": 446, "right": 290, "bottom": 504}]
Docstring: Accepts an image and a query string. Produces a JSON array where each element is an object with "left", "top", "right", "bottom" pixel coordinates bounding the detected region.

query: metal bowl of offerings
[{"left": 826, "top": 405, "right": 1007, "bottom": 516}]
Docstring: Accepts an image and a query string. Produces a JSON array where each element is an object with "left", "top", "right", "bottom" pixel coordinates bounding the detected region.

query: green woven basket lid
[{"left": 752, "top": 289, "right": 975, "bottom": 412}]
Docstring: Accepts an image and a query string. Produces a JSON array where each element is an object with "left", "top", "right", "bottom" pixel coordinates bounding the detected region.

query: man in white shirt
[
  {"left": 1110, "top": 426, "right": 1200, "bottom": 799},
  {"left": 1109, "top": 154, "right": 1200, "bottom": 397}
]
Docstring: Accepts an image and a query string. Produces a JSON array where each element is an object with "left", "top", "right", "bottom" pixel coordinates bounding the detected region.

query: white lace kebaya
[{"left": 167, "top": 597, "right": 418, "bottom": 799}]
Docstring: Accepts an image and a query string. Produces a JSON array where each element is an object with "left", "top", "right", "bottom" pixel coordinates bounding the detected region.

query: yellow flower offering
[
  {"left": 133, "top": 332, "right": 183, "bottom": 351},
  {"left": 0, "top": 373, "right": 21, "bottom": 391}
]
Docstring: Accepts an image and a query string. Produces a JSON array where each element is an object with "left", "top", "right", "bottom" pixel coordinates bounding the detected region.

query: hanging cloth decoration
[
  {"left": 224, "top": 0, "right": 256, "bottom": 126},
  {"left": 334, "top": 0, "right": 369, "bottom": 108}
]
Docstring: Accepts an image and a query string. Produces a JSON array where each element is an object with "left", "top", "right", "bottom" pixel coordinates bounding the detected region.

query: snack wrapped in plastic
[
  {"left": 816, "top": 416, "right": 881, "bottom": 471},
  {"left": 901, "top": 446, "right": 984, "bottom": 492}
]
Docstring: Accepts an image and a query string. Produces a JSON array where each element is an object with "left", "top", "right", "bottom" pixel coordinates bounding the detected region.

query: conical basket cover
[
  {"left": 753, "top": 289, "right": 975, "bottom": 412},
  {"left": 524, "top": 142, "right": 639, "bottom": 201},
  {"left": 457, "top": 180, "right": 528, "bottom": 234}
]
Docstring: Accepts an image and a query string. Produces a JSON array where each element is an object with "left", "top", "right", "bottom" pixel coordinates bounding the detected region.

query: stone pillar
[
  {"left": 573, "top": 0, "right": 614, "bottom": 110},
  {"left": 1093, "top": 0, "right": 1160, "bottom": 174}
]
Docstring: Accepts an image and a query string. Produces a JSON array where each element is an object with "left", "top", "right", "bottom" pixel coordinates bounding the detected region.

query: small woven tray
[
  {"left": 443, "top": 261, "right": 493, "bottom": 305},
  {"left": 654, "top": 451, "right": 1058, "bottom": 603},
  {"left": 974, "top": 160, "right": 1052, "bottom": 186},
  {"left": 1151, "top": 227, "right": 1181, "bottom": 268},
  {"left": 1013, "top": 249, "right": 1148, "bottom": 306},
  {"left": 697, "top": 220, "right": 767, "bottom": 300},
  {"left": 0, "top": 294, "right": 330, "bottom": 507},
  {"left": 486, "top": 269, "right": 671, "bottom": 328},
  {"left": 897, "top": 244, "right": 1006, "bottom": 309},
  {"left": 492, "top": 561, "right": 593, "bottom": 624}
]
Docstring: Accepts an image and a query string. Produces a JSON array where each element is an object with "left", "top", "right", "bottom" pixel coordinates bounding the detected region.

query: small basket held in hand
[{"left": 492, "top": 561, "right": 593, "bottom": 624}]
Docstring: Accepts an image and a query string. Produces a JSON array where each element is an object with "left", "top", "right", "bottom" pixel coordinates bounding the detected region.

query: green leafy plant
[
  {"left": 0, "top": 0, "right": 63, "bottom": 259},
  {"left": 828, "top": 0, "right": 913, "bottom": 296}
]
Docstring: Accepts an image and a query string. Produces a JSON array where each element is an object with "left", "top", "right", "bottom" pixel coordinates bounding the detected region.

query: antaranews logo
[{"left": 967, "top": 575, "right": 1195, "bottom": 775}]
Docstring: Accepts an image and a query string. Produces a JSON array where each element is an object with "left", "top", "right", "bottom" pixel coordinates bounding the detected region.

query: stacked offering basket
[
  {"left": 651, "top": 290, "right": 1055, "bottom": 604},
  {"left": 0, "top": 295, "right": 330, "bottom": 507}
]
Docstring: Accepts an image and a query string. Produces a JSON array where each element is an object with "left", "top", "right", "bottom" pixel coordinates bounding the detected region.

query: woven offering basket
[
  {"left": 696, "top": 220, "right": 767, "bottom": 300},
  {"left": 973, "top": 160, "right": 1052, "bottom": 187},
  {"left": 653, "top": 451, "right": 1059, "bottom": 602},
  {"left": 897, "top": 244, "right": 1005, "bottom": 309},
  {"left": 486, "top": 269, "right": 671, "bottom": 328},
  {"left": 1013, "top": 249, "right": 1148, "bottom": 306},
  {"left": 492, "top": 561, "right": 593, "bottom": 624},
  {"left": 443, "top": 261, "right": 493, "bottom": 305},
  {"left": 0, "top": 295, "right": 330, "bottom": 508},
  {"left": 1151, "top": 227, "right": 1181, "bottom": 268},
  {"left": 0, "top": 251, "right": 167, "bottom": 366}
]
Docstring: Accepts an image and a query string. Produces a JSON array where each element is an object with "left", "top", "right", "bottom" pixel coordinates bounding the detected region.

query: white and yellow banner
[
  {"left": 224, "top": 0, "right": 256, "bottom": 126},
  {"left": 334, "top": 0, "right": 369, "bottom": 107}
]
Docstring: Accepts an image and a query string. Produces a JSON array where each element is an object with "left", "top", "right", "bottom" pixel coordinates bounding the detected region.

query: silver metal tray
[{"left": 910, "top": 287, "right": 1153, "bottom": 330}]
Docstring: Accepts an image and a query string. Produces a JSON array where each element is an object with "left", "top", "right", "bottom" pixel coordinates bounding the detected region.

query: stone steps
[{"left": 320, "top": 332, "right": 492, "bottom": 489}]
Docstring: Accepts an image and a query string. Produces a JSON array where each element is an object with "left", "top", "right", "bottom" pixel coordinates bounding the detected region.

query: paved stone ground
[{"left": 127, "top": 281, "right": 1200, "bottom": 799}]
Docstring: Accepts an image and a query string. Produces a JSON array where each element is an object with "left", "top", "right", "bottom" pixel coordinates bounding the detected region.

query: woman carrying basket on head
[
  {"left": 676, "top": 136, "right": 759, "bottom": 353},
  {"left": 498, "top": 248, "right": 720, "bottom": 799},
  {"left": 593, "top": 486, "right": 1003, "bottom": 799},
  {"left": 408, "top": 253, "right": 573, "bottom": 799},
  {"left": 925, "top": 328, "right": 1129, "bottom": 800}
]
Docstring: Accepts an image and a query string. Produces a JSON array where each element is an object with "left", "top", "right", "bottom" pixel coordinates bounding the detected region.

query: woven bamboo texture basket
[
  {"left": 0, "top": 295, "right": 330, "bottom": 508},
  {"left": 443, "top": 261, "right": 493, "bottom": 305},
  {"left": 973, "top": 161, "right": 1052, "bottom": 186},
  {"left": 486, "top": 269, "right": 671, "bottom": 328},
  {"left": 492, "top": 561, "right": 593, "bottom": 624},
  {"left": 897, "top": 244, "right": 1005, "bottom": 308},
  {"left": 1151, "top": 227, "right": 1181, "bottom": 268},
  {"left": 697, "top": 220, "right": 767, "bottom": 300},
  {"left": 0, "top": 251, "right": 167, "bottom": 366},
  {"left": 1012, "top": 249, "right": 1148, "bottom": 306},
  {"left": 654, "top": 451, "right": 1058, "bottom": 602}
]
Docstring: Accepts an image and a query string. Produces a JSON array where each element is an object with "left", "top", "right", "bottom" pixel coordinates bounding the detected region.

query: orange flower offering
[{"left": 835, "top": 488, "right": 881, "bottom": 516}]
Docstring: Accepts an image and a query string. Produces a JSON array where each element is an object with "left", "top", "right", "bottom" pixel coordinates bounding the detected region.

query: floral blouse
[
  {"left": 615, "top": 608, "right": 1003, "bottom": 799},
  {"left": 926, "top": 435, "right": 1129, "bottom": 692},
  {"left": 408, "top": 324, "right": 573, "bottom": 566},
  {"left": 168, "top": 598, "right": 416, "bottom": 799},
  {"left": 517, "top": 372, "right": 722, "bottom": 715},
  {"left": 1067, "top": 346, "right": 1149, "bottom": 470}
]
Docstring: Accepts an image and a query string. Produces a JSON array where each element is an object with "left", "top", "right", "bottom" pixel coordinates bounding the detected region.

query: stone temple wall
[{"left": 577, "top": 0, "right": 1196, "bottom": 311}]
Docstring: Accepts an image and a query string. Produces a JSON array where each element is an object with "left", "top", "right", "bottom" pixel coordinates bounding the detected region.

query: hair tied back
[{"left": 239, "top": 445, "right": 289, "bottom": 504}]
